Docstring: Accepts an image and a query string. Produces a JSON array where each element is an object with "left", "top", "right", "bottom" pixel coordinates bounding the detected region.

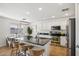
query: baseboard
[{"left": 0, "top": 44, "right": 6, "bottom": 47}]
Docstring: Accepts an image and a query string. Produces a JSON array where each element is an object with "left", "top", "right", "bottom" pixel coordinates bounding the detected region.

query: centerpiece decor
[{"left": 27, "top": 27, "right": 32, "bottom": 40}]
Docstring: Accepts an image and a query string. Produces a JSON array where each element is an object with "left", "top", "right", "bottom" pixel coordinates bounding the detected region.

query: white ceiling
[{"left": 0, "top": 3, "right": 75, "bottom": 22}]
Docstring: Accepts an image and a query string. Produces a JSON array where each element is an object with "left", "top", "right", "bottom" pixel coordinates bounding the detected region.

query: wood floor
[
  {"left": 0, "top": 45, "right": 70, "bottom": 56},
  {"left": 48, "top": 45, "right": 70, "bottom": 56},
  {"left": 0, "top": 47, "right": 11, "bottom": 56}
]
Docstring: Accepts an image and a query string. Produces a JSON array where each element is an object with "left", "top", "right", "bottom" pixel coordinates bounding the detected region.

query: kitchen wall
[
  {"left": 31, "top": 17, "right": 72, "bottom": 34},
  {"left": 0, "top": 16, "right": 22, "bottom": 47},
  {"left": 0, "top": 16, "right": 29, "bottom": 47},
  {"left": 0, "top": 14, "right": 75, "bottom": 47},
  {"left": 31, "top": 17, "right": 69, "bottom": 46}
]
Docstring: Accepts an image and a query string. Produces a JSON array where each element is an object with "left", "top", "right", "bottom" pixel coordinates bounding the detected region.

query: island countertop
[{"left": 25, "top": 38, "right": 50, "bottom": 46}]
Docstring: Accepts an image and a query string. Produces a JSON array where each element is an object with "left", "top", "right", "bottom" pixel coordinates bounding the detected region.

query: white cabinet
[
  {"left": 60, "top": 36, "right": 67, "bottom": 47},
  {"left": 76, "top": 47, "right": 79, "bottom": 56}
]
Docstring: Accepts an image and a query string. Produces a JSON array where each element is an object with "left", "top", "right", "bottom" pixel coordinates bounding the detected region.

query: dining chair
[{"left": 10, "top": 41, "right": 19, "bottom": 56}]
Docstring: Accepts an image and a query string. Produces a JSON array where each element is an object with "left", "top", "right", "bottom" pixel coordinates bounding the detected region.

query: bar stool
[
  {"left": 17, "top": 43, "right": 26, "bottom": 56},
  {"left": 30, "top": 47, "right": 44, "bottom": 56},
  {"left": 18, "top": 43, "right": 34, "bottom": 56},
  {"left": 19, "top": 43, "right": 26, "bottom": 50},
  {"left": 23, "top": 45, "right": 34, "bottom": 56}
]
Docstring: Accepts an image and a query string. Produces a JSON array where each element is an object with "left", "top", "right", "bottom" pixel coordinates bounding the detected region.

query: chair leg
[
  {"left": 10, "top": 49, "right": 16, "bottom": 56},
  {"left": 16, "top": 49, "right": 18, "bottom": 56},
  {"left": 11, "top": 49, "right": 13, "bottom": 56}
]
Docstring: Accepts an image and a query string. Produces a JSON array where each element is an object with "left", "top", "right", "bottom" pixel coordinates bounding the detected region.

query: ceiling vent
[{"left": 62, "top": 8, "right": 69, "bottom": 12}]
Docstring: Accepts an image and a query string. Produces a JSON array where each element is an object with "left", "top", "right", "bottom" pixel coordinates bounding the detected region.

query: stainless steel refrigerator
[{"left": 66, "top": 18, "right": 75, "bottom": 56}]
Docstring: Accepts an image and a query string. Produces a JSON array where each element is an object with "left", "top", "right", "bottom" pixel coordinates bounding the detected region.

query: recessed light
[
  {"left": 38, "top": 8, "right": 42, "bottom": 11},
  {"left": 65, "top": 13, "right": 69, "bottom": 16},
  {"left": 26, "top": 11, "right": 30, "bottom": 15},
  {"left": 51, "top": 16, "right": 55, "bottom": 18}
]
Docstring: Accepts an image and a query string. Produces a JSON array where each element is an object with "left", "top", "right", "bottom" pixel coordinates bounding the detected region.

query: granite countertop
[
  {"left": 8, "top": 37, "right": 50, "bottom": 46},
  {"left": 25, "top": 39, "right": 50, "bottom": 46}
]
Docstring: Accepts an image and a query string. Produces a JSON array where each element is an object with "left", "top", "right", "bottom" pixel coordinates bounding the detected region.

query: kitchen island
[
  {"left": 7, "top": 37, "right": 51, "bottom": 56},
  {"left": 20, "top": 38, "right": 51, "bottom": 56}
]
